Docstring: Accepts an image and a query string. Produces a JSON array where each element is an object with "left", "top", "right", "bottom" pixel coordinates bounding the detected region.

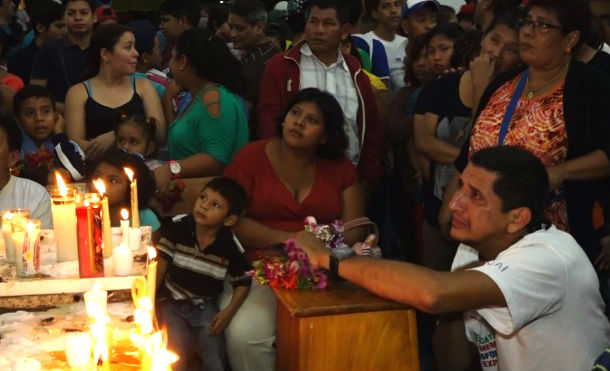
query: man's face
[
  {"left": 65, "top": 1, "right": 94, "bottom": 37},
  {"left": 43, "top": 18, "right": 67, "bottom": 41},
  {"left": 402, "top": 5, "right": 436, "bottom": 37},
  {"left": 160, "top": 14, "right": 184, "bottom": 42},
  {"left": 448, "top": 164, "right": 512, "bottom": 247},
  {"left": 372, "top": 0, "right": 402, "bottom": 29},
  {"left": 305, "top": 6, "right": 348, "bottom": 57},
  {"left": 228, "top": 13, "right": 264, "bottom": 50}
]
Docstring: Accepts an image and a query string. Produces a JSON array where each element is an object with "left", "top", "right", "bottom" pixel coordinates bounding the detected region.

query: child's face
[
  {"left": 91, "top": 162, "right": 129, "bottom": 207},
  {"left": 116, "top": 123, "right": 152, "bottom": 157},
  {"left": 18, "top": 97, "right": 56, "bottom": 145},
  {"left": 193, "top": 188, "right": 236, "bottom": 228}
]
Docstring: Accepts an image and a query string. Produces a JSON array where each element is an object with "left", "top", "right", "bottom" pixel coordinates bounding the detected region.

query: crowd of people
[{"left": 0, "top": 0, "right": 608, "bottom": 369}]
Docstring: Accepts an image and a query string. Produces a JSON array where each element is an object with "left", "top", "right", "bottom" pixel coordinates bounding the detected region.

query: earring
[{"left": 565, "top": 47, "right": 571, "bottom": 54}]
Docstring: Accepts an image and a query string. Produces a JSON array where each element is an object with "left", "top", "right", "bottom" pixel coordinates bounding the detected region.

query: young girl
[
  {"left": 115, "top": 114, "right": 164, "bottom": 171},
  {"left": 89, "top": 148, "right": 161, "bottom": 242}
]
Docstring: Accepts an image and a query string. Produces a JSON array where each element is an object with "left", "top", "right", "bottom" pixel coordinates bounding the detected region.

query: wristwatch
[
  {"left": 329, "top": 246, "right": 355, "bottom": 279},
  {"left": 168, "top": 160, "right": 181, "bottom": 179}
]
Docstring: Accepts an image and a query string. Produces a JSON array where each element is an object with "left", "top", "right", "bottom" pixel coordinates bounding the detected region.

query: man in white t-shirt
[
  {"left": 297, "top": 146, "right": 610, "bottom": 370},
  {"left": 355, "top": 0, "right": 410, "bottom": 95},
  {"left": 0, "top": 116, "right": 52, "bottom": 229}
]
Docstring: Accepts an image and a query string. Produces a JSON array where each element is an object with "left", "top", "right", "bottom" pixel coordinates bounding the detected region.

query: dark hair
[
  {"left": 13, "top": 85, "right": 56, "bottom": 116},
  {"left": 364, "top": 0, "right": 379, "bottom": 17},
  {"left": 174, "top": 27, "right": 246, "bottom": 96},
  {"left": 487, "top": 6, "right": 522, "bottom": 34},
  {"left": 491, "top": 0, "right": 523, "bottom": 20},
  {"left": 451, "top": 28, "right": 482, "bottom": 68},
  {"left": 30, "top": 0, "right": 64, "bottom": 37},
  {"left": 63, "top": 0, "right": 94, "bottom": 11},
  {"left": 128, "top": 19, "right": 157, "bottom": 56},
  {"left": 276, "top": 88, "right": 348, "bottom": 159},
  {"left": 437, "top": 4, "right": 457, "bottom": 25},
  {"left": 159, "top": 0, "right": 200, "bottom": 28},
  {"left": 84, "top": 23, "right": 133, "bottom": 80},
  {"left": 404, "top": 33, "right": 428, "bottom": 86},
  {"left": 203, "top": 176, "right": 247, "bottom": 217},
  {"left": 115, "top": 114, "right": 157, "bottom": 144},
  {"left": 229, "top": 0, "right": 267, "bottom": 26},
  {"left": 527, "top": 0, "right": 590, "bottom": 48},
  {"left": 307, "top": 0, "right": 353, "bottom": 25},
  {"left": 470, "top": 146, "right": 549, "bottom": 229},
  {"left": 0, "top": 114, "right": 22, "bottom": 152},
  {"left": 207, "top": 4, "right": 229, "bottom": 33},
  {"left": 0, "top": 31, "right": 6, "bottom": 62},
  {"left": 89, "top": 148, "right": 155, "bottom": 208}
]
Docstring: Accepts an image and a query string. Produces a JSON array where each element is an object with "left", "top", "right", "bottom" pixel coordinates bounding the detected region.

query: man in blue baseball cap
[{"left": 400, "top": 0, "right": 438, "bottom": 38}]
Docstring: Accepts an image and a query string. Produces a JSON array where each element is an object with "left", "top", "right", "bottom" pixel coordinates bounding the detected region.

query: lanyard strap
[{"left": 498, "top": 69, "right": 529, "bottom": 145}]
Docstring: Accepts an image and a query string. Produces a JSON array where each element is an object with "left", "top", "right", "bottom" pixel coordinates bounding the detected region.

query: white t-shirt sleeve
[
  {"left": 31, "top": 185, "right": 53, "bottom": 230},
  {"left": 471, "top": 243, "right": 566, "bottom": 335}
]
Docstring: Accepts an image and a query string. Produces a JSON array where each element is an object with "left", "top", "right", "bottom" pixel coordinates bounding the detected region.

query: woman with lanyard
[{"left": 440, "top": 0, "right": 609, "bottom": 263}]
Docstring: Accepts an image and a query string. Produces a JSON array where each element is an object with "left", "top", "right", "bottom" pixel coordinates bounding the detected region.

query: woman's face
[
  {"left": 412, "top": 47, "right": 431, "bottom": 82},
  {"left": 481, "top": 23, "right": 520, "bottom": 75},
  {"left": 91, "top": 162, "right": 129, "bottom": 208},
  {"left": 427, "top": 34, "right": 454, "bottom": 74},
  {"left": 519, "top": 6, "right": 576, "bottom": 69},
  {"left": 168, "top": 47, "right": 187, "bottom": 86},
  {"left": 282, "top": 101, "right": 326, "bottom": 150},
  {"left": 107, "top": 32, "right": 139, "bottom": 75}
]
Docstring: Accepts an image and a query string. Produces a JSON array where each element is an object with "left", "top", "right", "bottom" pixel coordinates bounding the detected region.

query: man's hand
[
  {"left": 595, "top": 235, "right": 610, "bottom": 271},
  {"left": 208, "top": 308, "right": 233, "bottom": 336},
  {"left": 469, "top": 53, "right": 494, "bottom": 92},
  {"left": 295, "top": 231, "right": 329, "bottom": 269}
]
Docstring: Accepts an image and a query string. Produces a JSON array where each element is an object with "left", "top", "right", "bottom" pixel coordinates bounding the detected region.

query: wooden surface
[{"left": 274, "top": 281, "right": 420, "bottom": 371}]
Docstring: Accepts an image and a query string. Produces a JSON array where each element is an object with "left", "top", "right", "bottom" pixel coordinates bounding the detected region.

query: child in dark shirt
[{"left": 156, "top": 177, "right": 251, "bottom": 371}]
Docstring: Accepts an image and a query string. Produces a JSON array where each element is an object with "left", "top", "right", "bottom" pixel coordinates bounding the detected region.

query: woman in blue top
[{"left": 154, "top": 27, "right": 249, "bottom": 193}]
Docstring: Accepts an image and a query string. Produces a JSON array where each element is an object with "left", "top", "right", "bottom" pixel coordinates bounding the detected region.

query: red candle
[{"left": 76, "top": 194, "right": 105, "bottom": 278}]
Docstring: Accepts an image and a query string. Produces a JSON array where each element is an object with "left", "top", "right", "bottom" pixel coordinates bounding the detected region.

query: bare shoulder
[
  {"left": 201, "top": 86, "right": 221, "bottom": 118},
  {"left": 65, "top": 82, "right": 88, "bottom": 102}
]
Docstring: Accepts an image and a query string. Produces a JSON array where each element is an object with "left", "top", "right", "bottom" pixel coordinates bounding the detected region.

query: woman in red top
[{"left": 221, "top": 88, "right": 366, "bottom": 371}]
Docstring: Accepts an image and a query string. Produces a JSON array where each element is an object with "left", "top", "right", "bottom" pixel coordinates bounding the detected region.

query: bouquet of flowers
[
  {"left": 12, "top": 147, "right": 55, "bottom": 185},
  {"left": 247, "top": 216, "right": 380, "bottom": 289}
]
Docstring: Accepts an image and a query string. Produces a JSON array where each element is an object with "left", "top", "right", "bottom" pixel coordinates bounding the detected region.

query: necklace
[{"left": 526, "top": 58, "right": 570, "bottom": 99}]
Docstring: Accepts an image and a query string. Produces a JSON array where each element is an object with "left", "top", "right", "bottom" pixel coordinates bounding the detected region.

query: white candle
[
  {"left": 51, "top": 173, "right": 78, "bottom": 262},
  {"left": 113, "top": 243, "right": 132, "bottom": 276},
  {"left": 129, "top": 227, "right": 142, "bottom": 252},
  {"left": 11, "top": 219, "right": 41, "bottom": 277},
  {"left": 84, "top": 283, "right": 107, "bottom": 317},
  {"left": 120, "top": 209, "right": 130, "bottom": 248},
  {"left": 124, "top": 168, "right": 140, "bottom": 229},
  {"left": 2, "top": 209, "right": 30, "bottom": 263},
  {"left": 64, "top": 332, "right": 92, "bottom": 368},
  {"left": 93, "top": 179, "right": 113, "bottom": 259}
]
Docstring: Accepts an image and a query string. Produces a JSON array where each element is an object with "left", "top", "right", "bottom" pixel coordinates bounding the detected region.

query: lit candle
[
  {"left": 76, "top": 194, "right": 104, "bottom": 278},
  {"left": 11, "top": 219, "right": 41, "bottom": 278},
  {"left": 84, "top": 282, "right": 107, "bottom": 317},
  {"left": 51, "top": 173, "right": 78, "bottom": 262},
  {"left": 113, "top": 242, "right": 132, "bottom": 276},
  {"left": 120, "top": 209, "right": 130, "bottom": 248},
  {"left": 124, "top": 168, "right": 140, "bottom": 229},
  {"left": 1, "top": 209, "right": 29, "bottom": 263},
  {"left": 93, "top": 179, "right": 113, "bottom": 259},
  {"left": 64, "top": 332, "right": 91, "bottom": 368},
  {"left": 147, "top": 247, "right": 157, "bottom": 315}
]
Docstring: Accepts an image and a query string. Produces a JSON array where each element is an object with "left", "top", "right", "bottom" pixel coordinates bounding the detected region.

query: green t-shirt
[{"left": 168, "top": 85, "right": 249, "bottom": 164}]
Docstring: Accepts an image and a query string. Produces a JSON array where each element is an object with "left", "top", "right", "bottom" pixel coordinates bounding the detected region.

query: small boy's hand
[{"left": 208, "top": 308, "right": 233, "bottom": 336}]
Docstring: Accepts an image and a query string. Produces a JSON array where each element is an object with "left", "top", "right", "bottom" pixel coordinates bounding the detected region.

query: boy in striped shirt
[{"left": 156, "top": 177, "right": 251, "bottom": 371}]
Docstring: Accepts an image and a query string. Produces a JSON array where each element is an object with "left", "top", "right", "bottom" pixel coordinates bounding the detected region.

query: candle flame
[
  {"left": 90, "top": 194, "right": 100, "bottom": 203},
  {"left": 121, "top": 208, "right": 129, "bottom": 220},
  {"left": 3, "top": 211, "right": 13, "bottom": 221},
  {"left": 148, "top": 247, "right": 157, "bottom": 260},
  {"left": 86, "top": 302, "right": 109, "bottom": 366},
  {"left": 26, "top": 221, "right": 35, "bottom": 231},
  {"left": 55, "top": 172, "right": 68, "bottom": 197},
  {"left": 93, "top": 179, "right": 106, "bottom": 196},
  {"left": 124, "top": 167, "right": 134, "bottom": 182},
  {"left": 91, "top": 282, "right": 102, "bottom": 293}
]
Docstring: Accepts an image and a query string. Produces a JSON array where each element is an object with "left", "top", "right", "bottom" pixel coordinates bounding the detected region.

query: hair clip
[{"left": 120, "top": 113, "right": 128, "bottom": 120}]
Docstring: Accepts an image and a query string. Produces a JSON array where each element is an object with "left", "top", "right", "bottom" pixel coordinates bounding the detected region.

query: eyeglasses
[{"left": 517, "top": 18, "right": 564, "bottom": 34}]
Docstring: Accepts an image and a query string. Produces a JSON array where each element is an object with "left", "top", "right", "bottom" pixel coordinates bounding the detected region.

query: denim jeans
[{"left": 158, "top": 298, "right": 226, "bottom": 371}]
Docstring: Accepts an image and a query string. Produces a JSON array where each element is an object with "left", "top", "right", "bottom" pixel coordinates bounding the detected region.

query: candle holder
[
  {"left": 113, "top": 243, "right": 133, "bottom": 276},
  {"left": 1, "top": 209, "right": 29, "bottom": 263},
  {"left": 64, "top": 332, "right": 92, "bottom": 368},
  {"left": 51, "top": 188, "right": 78, "bottom": 262},
  {"left": 10, "top": 218, "right": 41, "bottom": 278},
  {"left": 76, "top": 193, "right": 105, "bottom": 278}
]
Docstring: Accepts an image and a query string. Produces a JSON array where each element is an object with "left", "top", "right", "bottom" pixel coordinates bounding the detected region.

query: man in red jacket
[{"left": 256, "top": 0, "right": 384, "bottom": 191}]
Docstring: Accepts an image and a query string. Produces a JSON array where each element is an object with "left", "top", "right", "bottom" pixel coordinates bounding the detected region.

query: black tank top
[{"left": 83, "top": 77, "right": 146, "bottom": 139}]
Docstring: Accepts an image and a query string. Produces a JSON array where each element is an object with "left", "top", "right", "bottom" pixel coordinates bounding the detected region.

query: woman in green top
[{"left": 154, "top": 27, "right": 249, "bottom": 192}]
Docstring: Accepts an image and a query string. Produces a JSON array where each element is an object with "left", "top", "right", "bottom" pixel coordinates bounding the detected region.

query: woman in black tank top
[{"left": 65, "top": 24, "right": 166, "bottom": 161}]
